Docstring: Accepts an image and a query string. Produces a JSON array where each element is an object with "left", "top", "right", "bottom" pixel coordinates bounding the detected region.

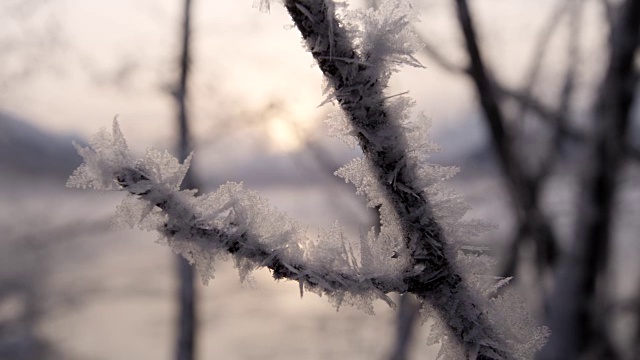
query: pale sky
[{"left": 1, "top": 0, "right": 607, "bottom": 153}]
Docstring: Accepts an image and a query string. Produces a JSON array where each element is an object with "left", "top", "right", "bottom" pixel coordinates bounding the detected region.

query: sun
[{"left": 266, "top": 117, "right": 303, "bottom": 152}]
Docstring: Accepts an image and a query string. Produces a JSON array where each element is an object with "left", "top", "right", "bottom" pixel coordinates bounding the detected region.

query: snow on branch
[
  {"left": 66, "top": 0, "right": 548, "bottom": 359},
  {"left": 67, "top": 120, "right": 410, "bottom": 313},
  {"left": 284, "top": 0, "right": 547, "bottom": 358}
]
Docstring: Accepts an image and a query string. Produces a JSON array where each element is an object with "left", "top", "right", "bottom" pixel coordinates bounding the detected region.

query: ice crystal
[
  {"left": 324, "top": 109, "right": 358, "bottom": 149},
  {"left": 66, "top": 120, "right": 135, "bottom": 191},
  {"left": 343, "top": 0, "right": 424, "bottom": 85}
]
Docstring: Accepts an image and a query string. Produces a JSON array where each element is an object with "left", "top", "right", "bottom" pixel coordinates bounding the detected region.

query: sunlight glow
[{"left": 266, "top": 117, "right": 303, "bottom": 153}]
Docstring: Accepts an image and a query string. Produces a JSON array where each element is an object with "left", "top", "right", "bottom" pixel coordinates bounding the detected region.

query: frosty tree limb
[
  {"left": 285, "top": 0, "right": 452, "bottom": 296},
  {"left": 115, "top": 166, "right": 400, "bottom": 296},
  {"left": 283, "top": 0, "right": 518, "bottom": 358},
  {"left": 67, "top": 1, "right": 548, "bottom": 359},
  {"left": 68, "top": 126, "right": 405, "bottom": 303}
]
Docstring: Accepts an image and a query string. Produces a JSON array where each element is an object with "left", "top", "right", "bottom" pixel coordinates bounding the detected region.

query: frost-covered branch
[
  {"left": 283, "top": 2, "right": 518, "bottom": 357},
  {"left": 67, "top": 1, "right": 548, "bottom": 358},
  {"left": 67, "top": 121, "right": 408, "bottom": 310}
]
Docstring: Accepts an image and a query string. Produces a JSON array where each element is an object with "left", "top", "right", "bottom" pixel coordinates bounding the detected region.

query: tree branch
[
  {"left": 114, "top": 168, "right": 402, "bottom": 295},
  {"left": 453, "top": 0, "right": 558, "bottom": 278},
  {"left": 512, "top": 0, "right": 574, "bottom": 128},
  {"left": 541, "top": 0, "right": 640, "bottom": 357},
  {"left": 415, "top": 29, "right": 586, "bottom": 146},
  {"left": 174, "top": 1, "right": 197, "bottom": 359},
  {"left": 419, "top": 39, "right": 467, "bottom": 75},
  {"left": 283, "top": 1, "right": 517, "bottom": 357},
  {"left": 534, "top": 0, "right": 582, "bottom": 183},
  {"left": 67, "top": 1, "right": 551, "bottom": 358},
  {"left": 492, "top": 85, "right": 584, "bottom": 143}
]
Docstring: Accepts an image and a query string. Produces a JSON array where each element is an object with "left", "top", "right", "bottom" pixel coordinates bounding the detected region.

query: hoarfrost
[
  {"left": 324, "top": 109, "right": 358, "bottom": 149},
  {"left": 344, "top": 0, "right": 424, "bottom": 84},
  {"left": 66, "top": 0, "right": 550, "bottom": 357},
  {"left": 66, "top": 121, "right": 134, "bottom": 191},
  {"left": 68, "top": 120, "right": 409, "bottom": 307}
]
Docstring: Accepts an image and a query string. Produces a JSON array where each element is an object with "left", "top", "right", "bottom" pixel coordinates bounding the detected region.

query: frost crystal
[
  {"left": 343, "top": 0, "right": 424, "bottom": 85},
  {"left": 324, "top": 109, "right": 358, "bottom": 148},
  {"left": 67, "top": 121, "right": 135, "bottom": 190}
]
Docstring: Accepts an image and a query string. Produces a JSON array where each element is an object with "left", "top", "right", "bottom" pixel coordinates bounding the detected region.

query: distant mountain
[
  {"left": 0, "top": 109, "right": 496, "bottom": 187},
  {"left": 0, "top": 111, "right": 82, "bottom": 180},
  {"left": 194, "top": 116, "right": 496, "bottom": 190}
]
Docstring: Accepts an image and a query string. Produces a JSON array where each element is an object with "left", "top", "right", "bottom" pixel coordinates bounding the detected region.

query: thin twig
[
  {"left": 419, "top": 40, "right": 467, "bottom": 75},
  {"left": 174, "top": 1, "right": 197, "bottom": 359},
  {"left": 535, "top": 0, "right": 583, "bottom": 183},
  {"left": 492, "top": 85, "right": 585, "bottom": 143},
  {"left": 512, "top": 0, "right": 574, "bottom": 128},
  {"left": 415, "top": 28, "right": 585, "bottom": 143},
  {"left": 453, "top": 0, "right": 559, "bottom": 279},
  {"left": 541, "top": 0, "right": 640, "bottom": 357}
]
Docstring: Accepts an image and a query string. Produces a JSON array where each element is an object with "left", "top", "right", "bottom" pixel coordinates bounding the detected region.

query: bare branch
[
  {"left": 414, "top": 15, "right": 586, "bottom": 143},
  {"left": 174, "top": 1, "right": 197, "bottom": 359},
  {"left": 419, "top": 39, "right": 467, "bottom": 75},
  {"left": 388, "top": 294, "right": 421, "bottom": 360},
  {"left": 535, "top": 0, "right": 583, "bottom": 182},
  {"left": 492, "top": 85, "right": 585, "bottom": 143},
  {"left": 513, "top": 0, "right": 574, "bottom": 126},
  {"left": 454, "top": 0, "right": 559, "bottom": 279},
  {"left": 542, "top": 0, "right": 640, "bottom": 357}
]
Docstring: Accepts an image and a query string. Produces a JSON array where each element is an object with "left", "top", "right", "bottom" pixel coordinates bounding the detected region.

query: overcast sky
[{"left": 1, "top": 0, "right": 607, "bottom": 154}]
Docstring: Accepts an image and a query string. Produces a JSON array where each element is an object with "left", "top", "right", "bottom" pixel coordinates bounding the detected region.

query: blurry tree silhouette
[
  {"left": 172, "top": 0, "right": 198, "bottom": 359},
  {"left": 414, "top": 0, "right": 640, "bottom": 358}
]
